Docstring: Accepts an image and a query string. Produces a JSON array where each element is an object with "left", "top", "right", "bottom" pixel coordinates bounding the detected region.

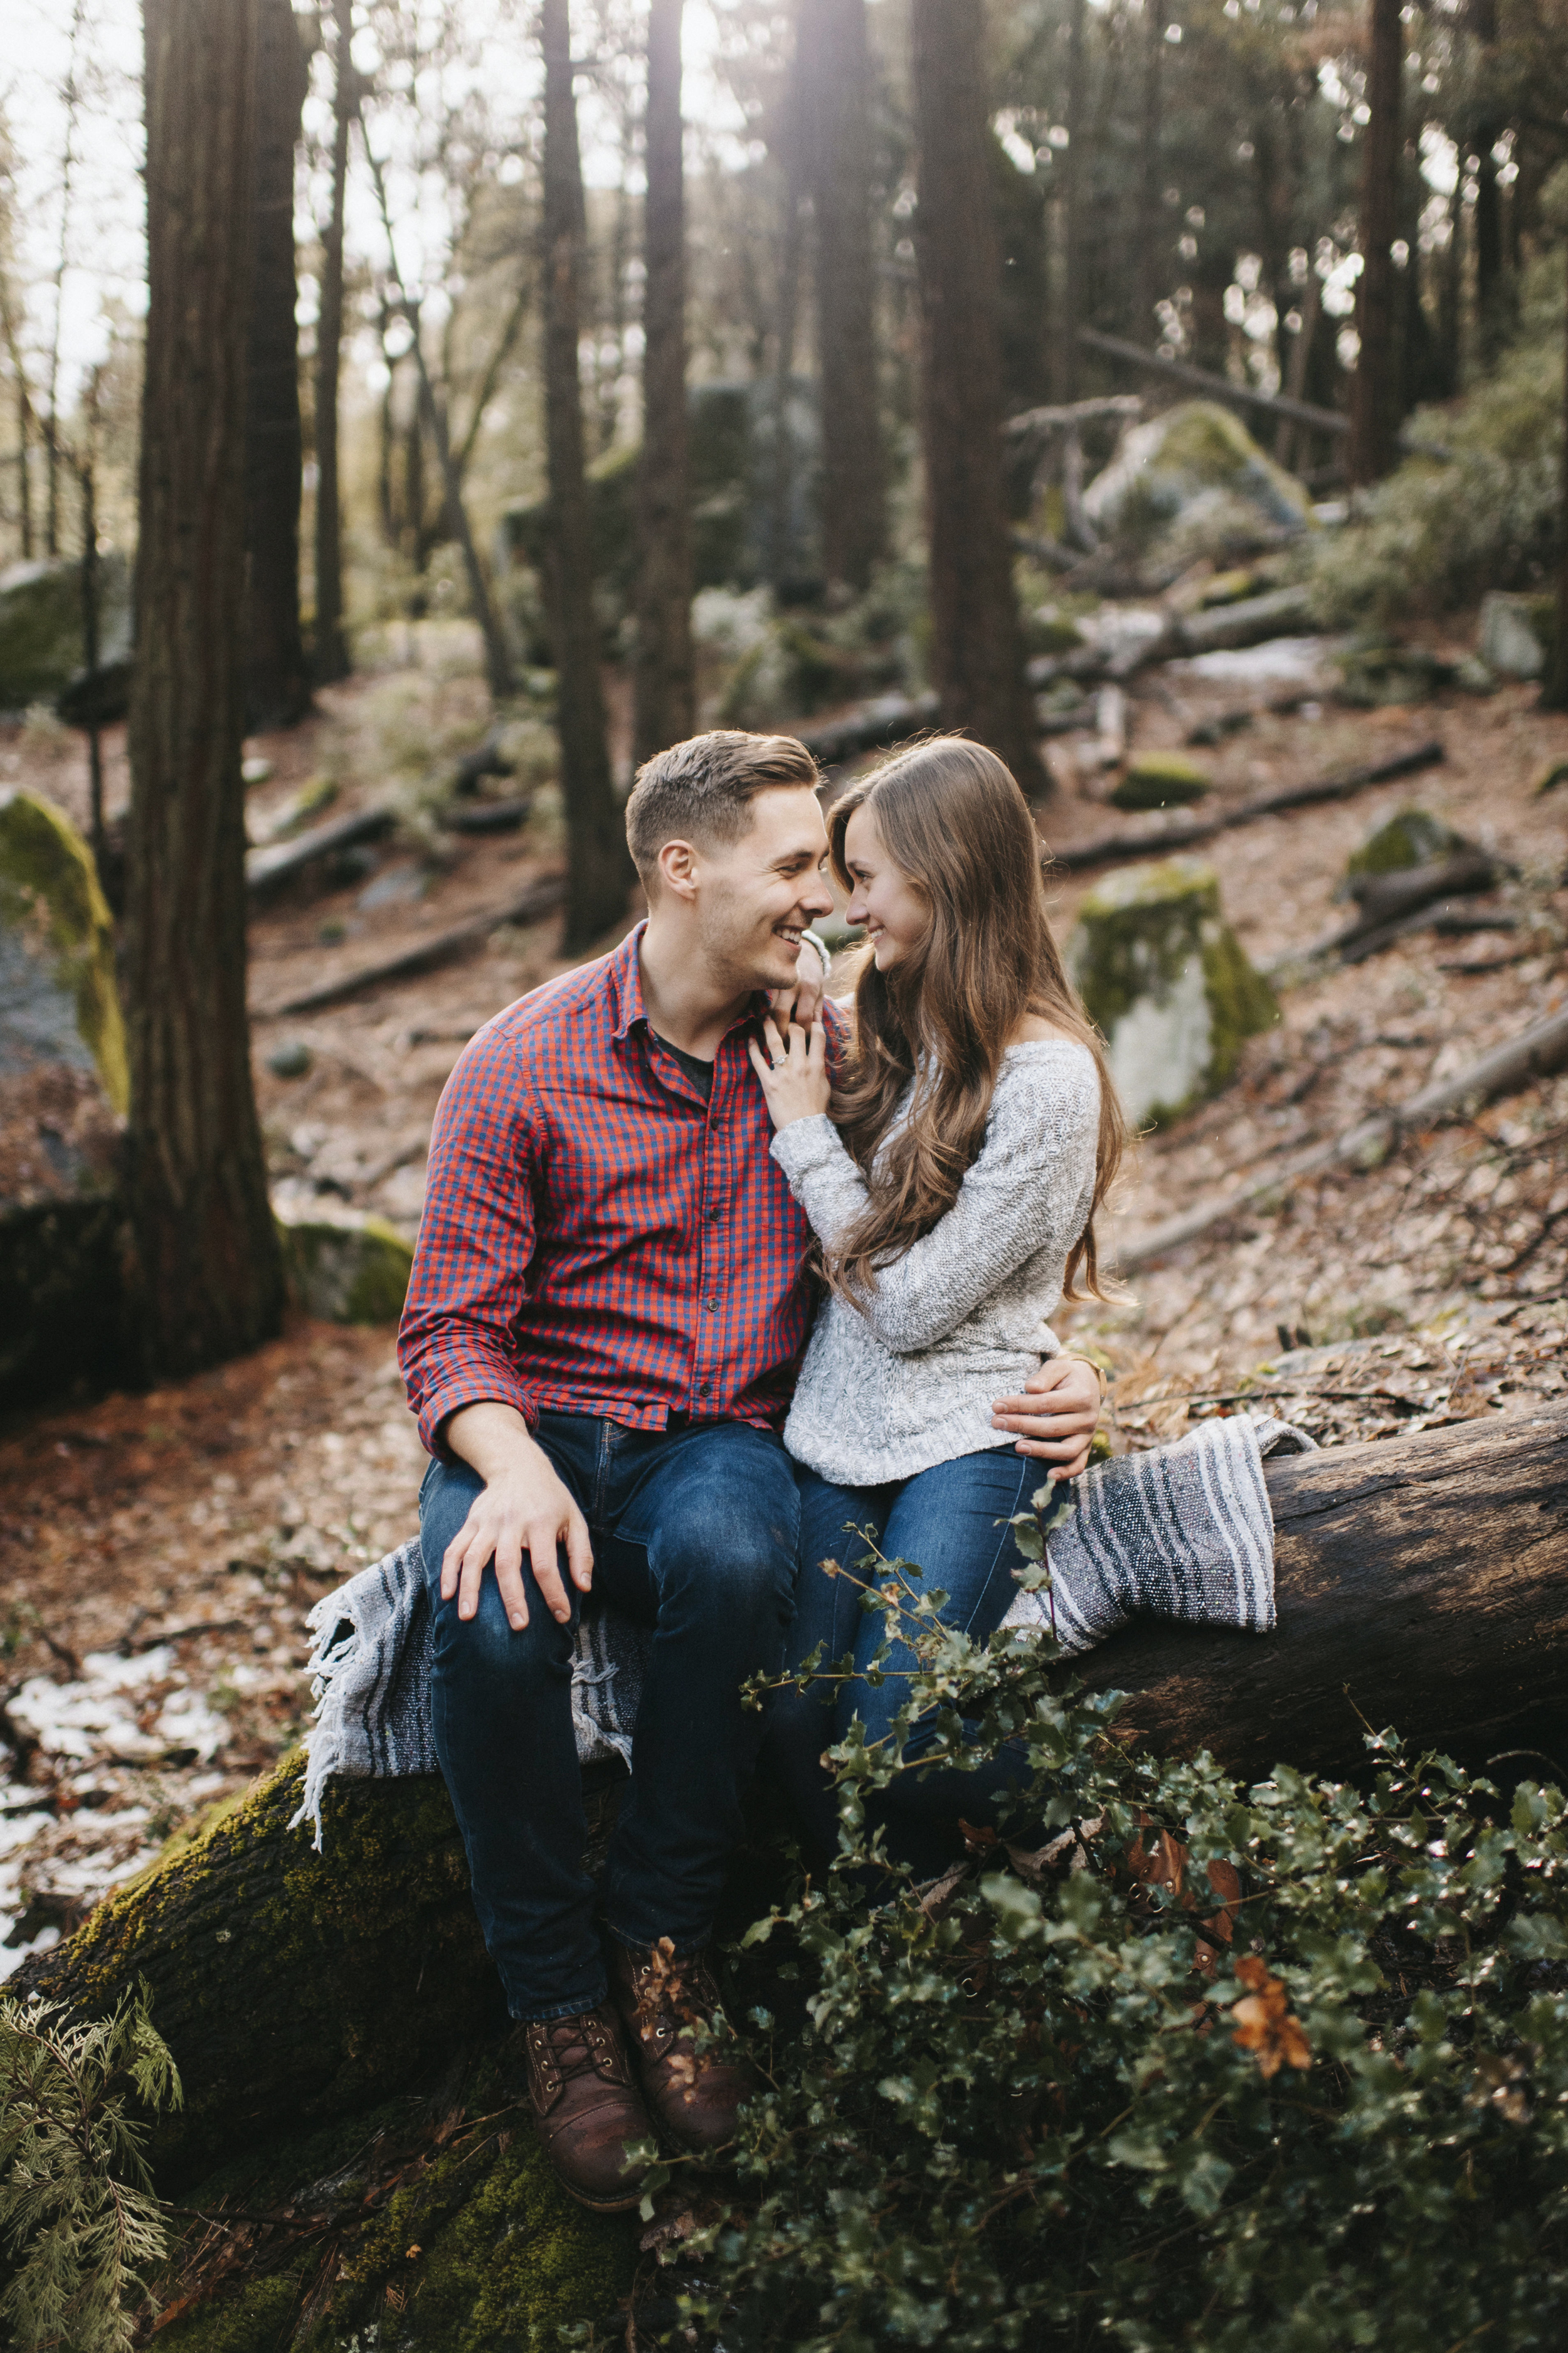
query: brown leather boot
[
  {"left": 517, "top": 2003, "right": 654, "bottom": 2212},
  {"left": 609, "top": 1938, "right": 760, "bottom": 2155}
]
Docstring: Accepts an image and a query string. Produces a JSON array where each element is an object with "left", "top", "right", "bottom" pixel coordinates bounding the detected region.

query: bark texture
[
  {"left": 909, "top": 0, "right": 1048, "bottom": 797},
  {"left": 800, "top": 0, "right": 886, "bottom": 596},
  {"left": 632, "top": 0, "right": 696, "bottom": 768},
  {"left": 1079, "top": 1408, "right": 1568, "bottom": 1783},
  {"left": 244, "top": 0, "right": 311, "bottom": 731},
  {"left": 1542, "top": 233, "right": 1568, "bottom": 713},
  {"left": 311, "top": 0, "right": 353, "bottom": 687},
  {"left": 1348, "top": 0, "right": 1402, "bottom": 485},
  {"left": 125, "top": 0, "right": 285, "bottom": 1378},
  {"left": 543, "top": 0, "right": 634, "bottom": 948}
]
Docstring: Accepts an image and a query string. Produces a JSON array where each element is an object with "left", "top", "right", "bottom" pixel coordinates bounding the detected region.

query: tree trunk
[
  {"left": 632, "top": 0, "right": 696, "bottom": 768},
  {"left": 18, "top": 1410, "right": 1567, "bottom": 2184},
  {"left": 1079, "top": 1408, "right": 1568, "bottom": 1784},
  {"left": 1060, "top": 0, "right": 1088, "bottom": 403},
  {"left": 801, "top": 0, "right": 886, "bottom": 597},
  {"left": 909, "top": 0, "right": 1048, "bottom": 799},
  {"left": 124, "top": 0, "right": 285, "bottom": 1378},
  {"left": 1540, "top": 233, "right": 1568, "bottom": 712},
  {"left": 245, "top": 0, "right": 311, "bottom": 731},
  {"left": 1348, "top": 0, "right": 1402, "bottom": 486},
  {"left": 543, "top": 0, "right": 633, "bottom": 950},
  {"left": 312, "top": 0, "right": 353, "bottom": 687},
  {"left": 1137, "top": 0, "right": 1167, "bottom": 345}
]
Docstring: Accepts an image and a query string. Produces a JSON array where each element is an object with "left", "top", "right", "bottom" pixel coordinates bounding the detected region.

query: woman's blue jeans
[
  {"left": 763, "top": 1447, "right": 1044, "bottom": 1879},
  {"left": 419, "top": 1411, "right": 798, "bottom": 2022}
]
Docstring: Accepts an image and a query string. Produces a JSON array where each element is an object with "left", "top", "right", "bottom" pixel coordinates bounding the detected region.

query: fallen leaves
[{"left": 1231, "top": 1955, "right": 1312, "bottom": 2079}]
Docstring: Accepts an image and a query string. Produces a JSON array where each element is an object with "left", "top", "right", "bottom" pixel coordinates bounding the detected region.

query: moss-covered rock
[
  {"left": 0, "top": 790, "right": 131, "bottom": 1406},
  {"left": 1069, "top": 856, "right": 1276, "bottom": 1126},
  {"left": 1333, "top": 638, "right": 1447, "bottom": 709},
  {"left": 1082, "top": 401, "right": 1311, "bottom": 566},
  {"left": 0, "top": 786, "right": 127, "bottom": 1111},
  {"left": 281, "top": 1213, "right": 414, "bottom": 1324},
  {"left": 0, "top": 550, "right": 133, "bottom": 720},
  {"left": 1345, "top": 805, "right": 1464, "bottom": 882},
  {"left": 1109, "top": 752, "right": 1212, "bottom": 811}
]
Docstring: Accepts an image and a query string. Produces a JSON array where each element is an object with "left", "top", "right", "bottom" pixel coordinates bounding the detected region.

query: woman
[{"left": 748, "top": 736, "right": 1125, "bottom": 1878}]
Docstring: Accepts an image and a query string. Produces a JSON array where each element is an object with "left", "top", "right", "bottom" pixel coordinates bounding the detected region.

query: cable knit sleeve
[{"left": 770, "top": 1045, "right": 1100, "bottom": 1354}]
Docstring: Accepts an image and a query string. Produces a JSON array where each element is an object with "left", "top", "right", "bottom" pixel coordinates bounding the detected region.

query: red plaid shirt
[{"left": 399, "top": 924, "right": 842, "bottom": 1455}]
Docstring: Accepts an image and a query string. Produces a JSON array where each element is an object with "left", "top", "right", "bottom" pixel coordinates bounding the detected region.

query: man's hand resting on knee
[
  {"left": 990, "top": 1355, "right": 1104, "bottom": 1481},
  {"left": 442, "top": 1403, "right": 594, "bottom": 1630}
]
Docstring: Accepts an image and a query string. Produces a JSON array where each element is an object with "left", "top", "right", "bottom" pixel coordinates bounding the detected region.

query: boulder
[
  {"left": 1332, "top": 637, "right": 1446, "bottom": 708},
  {"left": 0, "top": 551, "right": 134, "bottom": 723},
  {"left": 0, "top": 789, "right": 129, "bottom": 1408},
  {"left": 1478, "top": 590, "right": 1554, "bottom": 680},
  {"left": 1344, "top": 805, "right": 1464, "bottom": 884},
  {"left": 1110, "top": 751, "right": 1212, "bottom": 812},
  {"left": 498, "top": 379, "right": 815, "bottom": 659},
  {"left": 1082, "top": 401, "right": 1311, "bottom": 569},
  {"left": 280, "top": 1212, "right": 414, "bottom": 1324},
  {"left": 1069, "top": 856, "right": 1276, "bottom": 1127}
]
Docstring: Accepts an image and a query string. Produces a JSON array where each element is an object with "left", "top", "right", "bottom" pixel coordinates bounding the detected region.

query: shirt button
[
  {"left": 706, "top": 1296, "right": 717, "bottom": 1311},
  {"left": 698, "top": 1379, "right": 711, "bottom": 1394}
]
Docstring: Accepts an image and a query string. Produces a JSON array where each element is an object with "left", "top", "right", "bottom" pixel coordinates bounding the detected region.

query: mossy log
[{"left": 16, "top": 1413, "right": 1567, "bottom": 2154}]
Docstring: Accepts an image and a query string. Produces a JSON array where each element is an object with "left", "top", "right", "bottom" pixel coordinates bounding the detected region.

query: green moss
[
  {"left": 156, "top": 2084, "right": 633, "bottom": 2352},
  {"left": 1534, "top": 759, "right": 1568, "bottom": 796},
  {"left": 1345, "top": 805, "right": 1463, "bottom": 880},
  {"left": 21, "top": 1752, "right": 499, "bottom": 2186},
  {"left": 1110, "top": 752, "right": 1212, "bottom": 811},
  {"left": 1332, "top": 639, "right": 1445, "bottom": 709},
  {"left": 1197, "top": 567, "right": 1260, "bottom": 607},
  {"left": 0, "top": 786, "right": 127, "bottom": 1110},
  {"left": 1069, "top": 857, "right": 1274, "bottom": 1126},
  {"left": 280, "top": 1214, "right": 414, "bottom": 1324},
  {"left": 1199, "top": 920, "right": 1278, "bottom": 1090}
]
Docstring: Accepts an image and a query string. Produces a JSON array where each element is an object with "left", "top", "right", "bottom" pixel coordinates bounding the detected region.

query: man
[{"left": 398, "top": 730, "right": 1099, "bottom": 2212}]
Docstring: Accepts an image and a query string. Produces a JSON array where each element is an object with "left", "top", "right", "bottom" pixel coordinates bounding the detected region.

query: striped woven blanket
[{"left": 292, "top": 1411, "right": 1311, "bottom": 1847}]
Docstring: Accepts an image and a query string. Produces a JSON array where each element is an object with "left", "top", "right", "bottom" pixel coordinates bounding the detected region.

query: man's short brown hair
[{"left": 625, "top": 730, "right": 819, "bottom": 885}]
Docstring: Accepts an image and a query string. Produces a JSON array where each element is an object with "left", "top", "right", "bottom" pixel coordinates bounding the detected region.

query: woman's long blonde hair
[{"left": 825, "top": 736, "right": 1126, "bottom": 1303}]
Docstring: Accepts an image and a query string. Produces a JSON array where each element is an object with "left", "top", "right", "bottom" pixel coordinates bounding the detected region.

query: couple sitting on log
[{"left": 387, "top": 728, "right": 1293, "bottom": 2215}]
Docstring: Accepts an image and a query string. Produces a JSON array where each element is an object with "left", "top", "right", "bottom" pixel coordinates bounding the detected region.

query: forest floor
[{"left": 2, "top": 608, "right": 1565, "bottom": 1977}]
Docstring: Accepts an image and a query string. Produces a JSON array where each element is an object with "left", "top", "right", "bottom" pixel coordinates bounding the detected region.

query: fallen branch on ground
[
  {"left": 1116, "top": 1001, "right": 1568, "bottom": 1269},
  {"left": 1048, "top": 739, "right": 1444, "bottom": 873},
  {"left": 255, "top": 873, "right": 566, "bottom": 1017},
  {"left": 245, "top": 805, "right": 396, "bottom": 895},
  {"left": 795, "top": 691, "right": 941, "bottom": 767}
]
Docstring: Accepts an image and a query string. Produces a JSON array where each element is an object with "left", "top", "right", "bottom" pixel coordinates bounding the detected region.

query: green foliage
[
  {"left": 629, "top": 1526, "right": 1568, "bottom": 2352},
  {"left": 1310, "top": 246, "right": 1566, "bottom": 630},
  {"left": 0, "top": 1982, "right": 183, "bottom": 2352}
]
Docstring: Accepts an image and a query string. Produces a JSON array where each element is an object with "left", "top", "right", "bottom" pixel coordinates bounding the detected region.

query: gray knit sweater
[{"left": 771, "top": 1039, "right": 1101, "bottom": 1485}]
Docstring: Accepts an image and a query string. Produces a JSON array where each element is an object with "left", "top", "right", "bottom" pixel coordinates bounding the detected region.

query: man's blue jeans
[
  {"left": 763, "top": 1447, "right": 1042, "bottom": 1878},
  {"left": 418, "top": 1412, "right": 798, "bottom": 2022}
]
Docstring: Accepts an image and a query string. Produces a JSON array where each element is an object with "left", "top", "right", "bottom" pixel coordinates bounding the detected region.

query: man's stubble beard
[{"left": 697, "top": 885, "right": 797, "bottom": 1000}]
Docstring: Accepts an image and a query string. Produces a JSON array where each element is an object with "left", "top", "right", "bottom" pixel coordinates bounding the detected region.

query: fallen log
[
  {"left": 1081, "top": 1405, "right": 1568, "bottom": 1785},
  {"left": 244, "top": 803, "right": 396, "bottom": 895},
  {"left": 12, "top": 1411, "right": 1565, "bottom": 2182},
  {"left": 1078, "top": 327, "right": 1350, "bottom": 439},
  {"left": 1172, "top": 583, "right": 1313, "bottom": 654},
  {"left": 255, "top": 873, "right": 567, "bottom": 1018},
  {"left": 795, "top": 691, "right": 941, "bottom": 767},
  {"left": 1117, "top": 1001, "right": 1568, "bottom": 1270},
  {"left": 1048, "top": 738, "right": 1444, "bottom": 872}
]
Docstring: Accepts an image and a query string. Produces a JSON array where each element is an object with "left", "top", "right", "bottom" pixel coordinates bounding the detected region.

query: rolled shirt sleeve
[{"left": 398, "top": 1023, "right": 541, "bottom": 1457}]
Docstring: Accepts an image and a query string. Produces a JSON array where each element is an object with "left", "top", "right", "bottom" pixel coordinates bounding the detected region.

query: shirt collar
[{"left": 609, "top": 920, "right": 770, "bottom": 1048}]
